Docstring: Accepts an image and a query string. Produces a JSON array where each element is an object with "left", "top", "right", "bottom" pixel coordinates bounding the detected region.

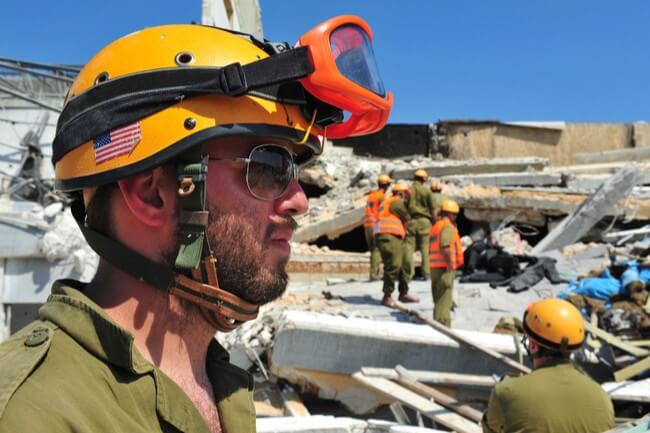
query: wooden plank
[
  {"left": 614, "top": 357, "right": 650, "bottom": 382},
  {"left": 584, "top": 322, "right": 650, "bottom": 358},
  {"left": 360, "top": 367, "right": 496, "bottom": 388},
  {"left": 629, "top": 340, "right": 650, "bottom": 348},
  {"left": 352, "top": 372, "right": 481, "bottom": 433},
  {"left": 280, "top": 386, "right": 310, "bottom": 417},
  {"left": 395, "top": 365, "right": 484, "bottom": 423},
  {"left": 392, "top": 303, "right": 531, "bottom": 375}
]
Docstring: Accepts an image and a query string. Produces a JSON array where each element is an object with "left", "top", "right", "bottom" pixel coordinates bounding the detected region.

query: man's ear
[{"left": 116, "top": 166, "right": 177, "bottom": 228}]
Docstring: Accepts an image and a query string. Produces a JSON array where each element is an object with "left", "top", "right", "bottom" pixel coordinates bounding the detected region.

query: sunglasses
[{"left": 208, "top": 144, "right": 299, "bottom": 201}]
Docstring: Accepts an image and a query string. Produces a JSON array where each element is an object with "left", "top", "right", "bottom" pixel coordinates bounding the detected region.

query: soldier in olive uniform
[
  {"left": 482, "top": 298, "right": 615, "bottom": 433},
  {"left": 402, "top": 169, "right": 436, "bottom": 283},
  {"left": 429, "top": 181, "right": 449, "bottom": 221},
  {"left": 375, "top": 183, "right": 419, "bottom": 306},
  {"left": 0, "top": 19, "right": 392, "bottom": 433}
]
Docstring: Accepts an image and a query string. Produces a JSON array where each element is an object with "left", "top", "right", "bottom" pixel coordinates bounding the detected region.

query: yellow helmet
[
  {"left": 430, "top": 181, "right": 442, "bottom": 191},
  {"left": 440, "top": 199, "right": 460, "bottom": 214},
  {"left": 414, "top": 169, "right": 428, "bottom": 180},
  {"left": 54, "top": 25, "right": 320, "bottom": 190},
  {"left": 524, "top": 298, "right": 585, "bottom": 352},
  {"left": 392, "top": 182, "right": 409, "bottom": 193},
  {"left": 377, "top": 174, "right": 392, "bottom": 185}
]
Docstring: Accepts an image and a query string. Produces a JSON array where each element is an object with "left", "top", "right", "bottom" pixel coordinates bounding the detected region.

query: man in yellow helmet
[
  {"left": 482, "top": 298, "right": 615, "bottom": 433},
  {"left": 375, "top": 183, "right": 418, "bottom": 306},
  {"left": 363, "top": 174, "right": 392, "bottom": 281},
  {"left": 428, "top": 199, "right": 463, "bottom": 326},
  {"left": 402, "top": 168, "right": 436, "bottom": 283},
  {"left": 0, "top": 19, "right": 392, "bottom": 433}
]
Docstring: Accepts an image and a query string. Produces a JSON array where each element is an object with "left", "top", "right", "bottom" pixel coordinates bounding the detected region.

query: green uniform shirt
[
  {"left": 431, "top": 192, "right": 449, "bottom": 214},
  {"left": 389, "top": 198, "right": 411, "bottom": 223},
  {"left": 482, "top": 359, "right": 614, "bottom": 433},
  {"left": 408, "top": 182, "right": 434, "bottom": 220},
  {"left": 0, "top": 280, "right": 255, "bottom": 433}
]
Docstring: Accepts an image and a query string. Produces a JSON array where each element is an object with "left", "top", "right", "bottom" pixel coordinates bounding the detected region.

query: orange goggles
[
  {"left": 298, "top": 15, "right": 393, "bottom": 139},
  {"left": 53, "top": 16, "right": 392, "bottom": 162}
]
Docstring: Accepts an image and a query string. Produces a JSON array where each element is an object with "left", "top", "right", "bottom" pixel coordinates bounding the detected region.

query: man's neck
[{"left": 86, "top": 261, "right": 221, "bottom": 431}]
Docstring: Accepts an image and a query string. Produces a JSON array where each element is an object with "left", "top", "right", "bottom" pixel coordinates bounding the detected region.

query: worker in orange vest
[
  {"left": 428, "top": 199, "right": 463, "bottom": 326},
  {"left": 363, "top": 174, "right": 392, "bottom": 281},
  {"left": 375, "top": 183, "right": 419, "bottom": 306}
]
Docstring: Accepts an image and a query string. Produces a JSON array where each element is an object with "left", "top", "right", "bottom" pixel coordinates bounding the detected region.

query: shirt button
[{"left": 24, "top": 328, "right": 49, "bottom": 347}]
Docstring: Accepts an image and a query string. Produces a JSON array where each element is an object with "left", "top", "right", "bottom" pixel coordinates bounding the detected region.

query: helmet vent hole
[
  {"left": 94, "top": 72, "right": 109, "bottom": 85},
  {"left": 175, "top": 51, "right": 195, "bottom": 66}
]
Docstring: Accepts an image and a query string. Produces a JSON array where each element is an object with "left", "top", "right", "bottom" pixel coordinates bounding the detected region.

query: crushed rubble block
[
  {"left": 532, "top": 165, "right": 642, "bottom": 254},
  {"left": 389, "top": 157, "right": 549, "bottom": 180},
  {"left": 270, "top": 310, "right": 521, "bottom": 382},
  {"left": 288, "top": 243, "right": 370, "bottom": 274}
]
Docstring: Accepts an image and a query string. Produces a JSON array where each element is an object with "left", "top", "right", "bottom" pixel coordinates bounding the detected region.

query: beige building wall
[
  {"left": 445, "top": 122, "right": 636, "bottom": 166},
  {"left": 634, "top": 123, "right": 650, "bottom": 148}
]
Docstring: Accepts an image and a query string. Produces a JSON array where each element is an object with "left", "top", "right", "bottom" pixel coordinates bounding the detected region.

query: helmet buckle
[{"left": 178, "top": 177, "right": 196, "bottom": 196}]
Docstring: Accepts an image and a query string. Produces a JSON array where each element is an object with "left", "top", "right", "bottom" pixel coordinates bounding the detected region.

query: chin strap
[
  {"left": 72, "top": 146, "right": 259, "bottom": 332},
  {"left": 173, "top": 145, "right": 260, "bottom": 331}
]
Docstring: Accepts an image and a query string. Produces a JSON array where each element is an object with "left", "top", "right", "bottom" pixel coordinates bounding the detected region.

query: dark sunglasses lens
[{"left": 247, "top": 146, "right": 294, "bottom": 200}]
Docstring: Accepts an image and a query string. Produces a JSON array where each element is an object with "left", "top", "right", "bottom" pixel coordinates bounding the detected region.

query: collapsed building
[{"left": 1, "top": 29, "right": 649, "bottom": 433}]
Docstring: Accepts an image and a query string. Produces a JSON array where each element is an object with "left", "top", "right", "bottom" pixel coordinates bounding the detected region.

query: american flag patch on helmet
[{"left": 93, "top": 122, "right": 141, "bottom": 165}]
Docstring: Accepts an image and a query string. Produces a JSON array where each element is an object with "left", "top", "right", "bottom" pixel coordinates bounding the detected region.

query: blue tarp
[{"left": 559, "top": 260, "right": 649, "bottom": 302}]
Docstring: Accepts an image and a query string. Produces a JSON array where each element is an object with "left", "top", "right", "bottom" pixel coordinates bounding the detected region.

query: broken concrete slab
[
  {"left": 446, "top": 183, "right": 650, "bottom": 221},
  {"left": 442, "top": 172, "right": 563, "bottom": 188},
  {"left": 531, "top": 165, "right": 642, "bottom": 254},
  {"left": 270, "top": 311, "right": 521, "bottom": 377},
  {"left": 390, "top": 157, "right": 548, "bottom": 180},
  {"left": 574, "top": 146, "right": 650, "bottom": 165},
  {"left": 294, "top": 207, "right": 364, "bottom": 243}
]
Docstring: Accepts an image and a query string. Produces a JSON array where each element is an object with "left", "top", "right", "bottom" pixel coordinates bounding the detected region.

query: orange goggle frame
[{"left": 298, "top": 15, "right": 393, "bottom": 138}]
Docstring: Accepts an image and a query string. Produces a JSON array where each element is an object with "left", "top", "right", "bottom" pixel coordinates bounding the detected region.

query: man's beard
[{"left": 204, "top": 206, "right": 297, "bottom": 305}]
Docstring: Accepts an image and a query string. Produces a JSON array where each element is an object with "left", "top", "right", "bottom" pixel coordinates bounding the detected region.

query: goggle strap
[{"left": 53, "top": 47, "right": 314, "bottom": 164}]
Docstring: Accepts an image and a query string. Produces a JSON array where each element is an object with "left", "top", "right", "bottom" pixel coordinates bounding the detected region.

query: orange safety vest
[
  {"left": 429, "top": 217, "right": 464, "bottom": 270},
  {"left": 374, "top": 195, "right": 406, "bottom": 238},
  {"left": 363, "top": 189, "right": 385, "bottom": 229}
]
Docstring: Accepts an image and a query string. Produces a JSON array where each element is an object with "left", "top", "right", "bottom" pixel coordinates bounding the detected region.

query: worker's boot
[
  {"left": 398, "top": 293, "right": 420, "bottom": 303},
  {"left": 380, "top": 294, "right": 395, "bottom": 307}
]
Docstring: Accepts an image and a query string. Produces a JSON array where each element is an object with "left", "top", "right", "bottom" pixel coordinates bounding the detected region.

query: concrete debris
[
  {"left": 270, "top": 310, "right": 521, "bottom": 377},
  {"left": 574, "top": 146, "right": 650, "bottom": 165},
  {"left": 532, "top": 165, "right": 642, "bottom": 254},
  {"left": 389, "top": 157, "right": 548, "bottom": 180},
  {"left": 442, "top": 172, "right": 562, "bottom": 188},
  {"left": 296, "top": 143, "right": 649, "bottom": 246},
  {"left": 489, "top": 227, "right": 532, "bottom": 255}
]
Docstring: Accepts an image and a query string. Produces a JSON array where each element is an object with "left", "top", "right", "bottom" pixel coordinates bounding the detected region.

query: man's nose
[{"left": 275, "top": 178, "right": 308, "bottom": 217}]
